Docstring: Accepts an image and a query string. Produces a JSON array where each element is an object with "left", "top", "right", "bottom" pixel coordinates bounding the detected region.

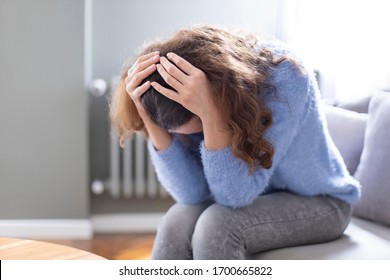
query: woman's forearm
[{"left": 140, "top": 111, "right": 172, "bottom": 151}]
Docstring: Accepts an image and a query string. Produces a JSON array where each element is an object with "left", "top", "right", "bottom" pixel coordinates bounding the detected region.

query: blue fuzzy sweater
[{"left": 147, "top": 42, "right": 361, "bottom": 208}]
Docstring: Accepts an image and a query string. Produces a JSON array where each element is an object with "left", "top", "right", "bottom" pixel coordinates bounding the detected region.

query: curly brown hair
[{"left": 111, "top": 25, "right": 299, "bottom": 172}]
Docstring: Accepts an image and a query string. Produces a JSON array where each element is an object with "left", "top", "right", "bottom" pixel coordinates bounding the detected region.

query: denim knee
[
  {"left": 152, "top": 203, "right": 209, "bottom": 259},
  {"left": 192, "top": 204, "right": 244, "bottom": 259},
  {"left": 157, "top": 203, "right": 205, "bottom": 243}
]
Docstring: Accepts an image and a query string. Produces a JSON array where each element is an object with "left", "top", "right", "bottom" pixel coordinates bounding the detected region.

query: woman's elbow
[{"left": 213, "top": 189, "right": 260, "bottom": 208}]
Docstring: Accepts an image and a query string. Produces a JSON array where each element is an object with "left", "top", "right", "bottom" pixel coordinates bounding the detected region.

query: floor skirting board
[
  {"left": 91, "top": 213, "right": 164, "bottom": 233},
  {"left": 0, "top": 214, "right": 163, "bottom": 239},
  {"left": 0, "top": 219, "right": 93, "bottom": 239}
]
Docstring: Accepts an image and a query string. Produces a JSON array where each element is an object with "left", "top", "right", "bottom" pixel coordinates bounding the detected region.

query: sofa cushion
[
  {"left": 324, "top": 105, "right": 367, "bottom": 175},
  {"left": 353, "top": 92, "right": 390, "bottom": 226},
  {"left": 335, "top": 95, "right": 372, "bottom": 113},
  {"left": 247, "top": 217, "right": 390, "bottom": 259}
]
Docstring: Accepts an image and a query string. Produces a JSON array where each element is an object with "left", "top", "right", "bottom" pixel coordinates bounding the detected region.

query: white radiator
[
  {"left": 90, "top": 77, "right": 167, "bottom": 199},
  {"left": 108, "top": 129, "right": 168, "bottom": 199}
]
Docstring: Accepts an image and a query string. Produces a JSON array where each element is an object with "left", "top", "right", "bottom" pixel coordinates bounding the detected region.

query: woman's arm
[
  {"left": 201, "top": 61, "right": 311, "bottom": 208},
  {"left": 147, "top": 134, "right": 210, "bottom": 204},
  {"left": 145, "top": 115, "right": 210, "bottom": 204},
  {"left": 124, "top": 51, "right": 173, "bottom": 151},
  {"left": 125, "top": 52, "right": 210, "bottom": 204}
]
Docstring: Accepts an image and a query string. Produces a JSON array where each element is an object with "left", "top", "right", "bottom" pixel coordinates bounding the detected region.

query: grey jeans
[{"left": 151, "top": 191, "right": 352, "bottom": 260}]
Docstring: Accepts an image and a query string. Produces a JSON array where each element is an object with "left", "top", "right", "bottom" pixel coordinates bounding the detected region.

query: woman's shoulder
[
  {"left": 256, "top": 40, "right": 308, "bottom": 84},
  {"left": 256, "top": 41, "right": 314, "bottom": 114},
  {"left": 256, "top": 40, "right": 306, "bottom": 71}
]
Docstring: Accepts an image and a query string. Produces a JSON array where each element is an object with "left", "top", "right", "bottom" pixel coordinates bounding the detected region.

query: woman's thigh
[{"left": 192, "top": 192, "right": 352, "bottom": 259}]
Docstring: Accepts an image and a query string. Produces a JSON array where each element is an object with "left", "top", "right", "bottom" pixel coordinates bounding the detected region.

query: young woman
[{"left": 110, "top": 25, "right": 361, "bottom": 260}]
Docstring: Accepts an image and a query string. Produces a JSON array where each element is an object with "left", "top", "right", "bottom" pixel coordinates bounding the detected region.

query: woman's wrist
[
  {"left": 140, "top": 111, "right": 173, "bottom": 151},
  {"left": 201, "top": 110, "right": 232, "bottom": 150}
]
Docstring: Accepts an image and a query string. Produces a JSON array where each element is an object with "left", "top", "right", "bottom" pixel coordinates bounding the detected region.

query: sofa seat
[{"left": 248, "top": 217, "right": 390, "bottom": 259}]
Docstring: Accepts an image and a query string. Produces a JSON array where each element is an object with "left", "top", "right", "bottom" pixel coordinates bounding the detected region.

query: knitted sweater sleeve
[
  {"left": 147, "top": 135, "right": 210, "bottom": 204},
  {"left": 201, "top": 60, "right": 311, "bottom": 208}
]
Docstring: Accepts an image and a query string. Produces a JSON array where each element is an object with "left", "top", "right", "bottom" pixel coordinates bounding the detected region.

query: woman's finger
[
  {"left": 127, "top": 64, "right": 157, "bottom": 93},
  {"left": 159, "top": 56, "right": 188, "bottom": 84},
  {"left": 132, "top": 81, "right": 151, "bottom": 100},
  {"left": 156, "top": 63, "right": 183, "bottom": 92},
  {"left": 132, "top": 51, "right": 159, "bottom": 67},
  {"left": 166, "top": 52, "right": 198, "bottom": 75},
  {"left": 151, "top": 81, "right": 180, "bottom": 103},
  {"left": 128, "top": 53, "right": 160, "bottom": 78}
]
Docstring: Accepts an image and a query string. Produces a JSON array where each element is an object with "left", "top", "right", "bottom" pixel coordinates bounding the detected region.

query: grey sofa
[{"left": 250, "top": 91, "right": 390, "bottom": 259}]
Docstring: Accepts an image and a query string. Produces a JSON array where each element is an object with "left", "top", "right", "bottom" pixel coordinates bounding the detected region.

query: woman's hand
[
  {"left": 151, "top": 53, "right": 232, "bottom": 150},
  {"left": 125, "top": 51, "right": 160, "bottom": 116},
  {"left": 125, "top": 51, "right": 172, "bottom": 151},
  {"left": 150, "top": 53, "right": 218, "bottom": 123}
]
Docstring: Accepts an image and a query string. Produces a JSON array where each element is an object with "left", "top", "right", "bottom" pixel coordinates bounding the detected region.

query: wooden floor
[{"left": 39, "top": 233, "right": 156, "bottom": 260}]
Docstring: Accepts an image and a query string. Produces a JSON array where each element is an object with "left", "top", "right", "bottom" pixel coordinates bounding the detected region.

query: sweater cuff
[{"left": 147, "top": 134, "right": 186, "bottom": 160}]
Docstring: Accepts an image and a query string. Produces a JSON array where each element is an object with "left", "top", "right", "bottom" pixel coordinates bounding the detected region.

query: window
[{"left": 282, "top": 0, "right": 390, "bottom": 100}]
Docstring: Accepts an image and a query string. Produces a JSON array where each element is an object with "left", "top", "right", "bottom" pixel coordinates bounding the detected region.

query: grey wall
[
  {"left": 91, "top": 0, "right": 281, "bottom": 82},
  {"left": 0, "top": 0, "right": 88, "bottom": 219}
]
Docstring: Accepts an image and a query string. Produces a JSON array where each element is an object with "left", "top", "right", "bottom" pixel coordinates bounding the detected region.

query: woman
[{"left": 110, "top": 25, "right": 361, "bottom": 259}]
